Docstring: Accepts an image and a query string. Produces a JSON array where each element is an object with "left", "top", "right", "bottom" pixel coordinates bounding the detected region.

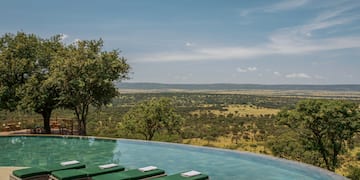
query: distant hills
[{"left": 117, "top": 82, "right": 360, "bottom": 91}]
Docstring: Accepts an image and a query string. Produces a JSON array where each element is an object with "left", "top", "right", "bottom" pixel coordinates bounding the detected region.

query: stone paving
[{"left": 0, "top": 167, "right": 25, "bottom": 180}]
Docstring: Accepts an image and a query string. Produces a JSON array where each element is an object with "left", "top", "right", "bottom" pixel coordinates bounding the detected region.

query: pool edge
[{"left": 0, "top": 134, "right": 348, "bottom": 179}]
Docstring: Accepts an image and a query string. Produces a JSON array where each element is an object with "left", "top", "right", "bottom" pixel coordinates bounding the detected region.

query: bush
[
  {"left": 242, "top": 135, "right": 251, "bottom": 141},
  {"left": 347, "top": 166, "right": 360, "bottom": 180},
  {"left": 250, "top": 144, "right": 257, "bottom": 148},
  {"left": 224, "top": 144, "right": 241, "bottom": 150},
  {"left": 356, "top": 152, "right": 360, "bottom": 161}
]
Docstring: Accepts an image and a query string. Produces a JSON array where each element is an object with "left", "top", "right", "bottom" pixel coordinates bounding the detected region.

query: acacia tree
[
  {"left": 53, "top": 39, "right": 130, "bottom": 135},
  {"left": 18, "top": 35, "right": 65, "bottom": 133},
  {"left": 0, "top": 32, "right": 40, "bottom": 111},
  {"left": 277, "top": 99, "right": 360, "bottom": 171},
  {"left": 0, "top": 32, "right": 64, "bottom": 133},
  {"left": 122, "top": 98, "right": 183, "bottom": 140}
]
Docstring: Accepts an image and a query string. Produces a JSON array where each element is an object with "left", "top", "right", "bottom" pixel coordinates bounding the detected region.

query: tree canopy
[
  {"left": 53, "top": 39, "right": 130, "bottom": 135},
  {"left": 122, "top": 97, "right": 183, "bottom": 140},
  {"left": 17, "top": 35, "right": 65, "bottom": 133},
  {"left": 277, "top": 99, "right": 360, "bottom": 171},
  {"left": 0, "top": 32, "right": 130, "bottom": 135},
  {"left": 0, "top": 32, "right": 40, "bottom": 111}
]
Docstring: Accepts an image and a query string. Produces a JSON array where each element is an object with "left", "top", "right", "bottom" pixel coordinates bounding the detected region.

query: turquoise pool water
[{"left": 0, "top": 136, "right": 346, "bottom": 179}]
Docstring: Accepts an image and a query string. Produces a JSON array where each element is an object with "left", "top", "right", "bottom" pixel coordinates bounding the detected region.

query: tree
[
  {"left": 53, "top": 39, "right": 130, "bottom": 135},
  {"left": 277, "top": 99, "right": 360, "bottom": 171},
  {"left": 0, "top": 32, "right": 40, "bottom": 111},
  {"left": 0, "top": 32, "right": 64, "bottom": 133},
  {"left": 122, "top": 98, "right": 183, "bottom": 140},
  {"left": 267, "top": 131, "right": 323, "bottom": 167},
  {"left": 18, "top": 35, "right": 65, "bottom": 133}
]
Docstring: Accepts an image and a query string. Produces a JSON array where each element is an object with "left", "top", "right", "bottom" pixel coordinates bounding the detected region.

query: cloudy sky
[{"left": 1, "top": 0, "right": 360, "bottom": 84}]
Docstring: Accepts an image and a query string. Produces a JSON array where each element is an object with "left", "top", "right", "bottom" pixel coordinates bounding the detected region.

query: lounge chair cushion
[
  {"left": 46, "top": 162, "right": 86, "bottom": 172},
  {"left": 155, "top": 172, "right": 209, "bottom": 180},
  {"left": 92, "top": 168, "right": 165, "bottom": 180},
  {"left": 86, "top": 165, "right": 125, "bottom": 176},
  {"left": 12, "top": 162, "right": 85, "bottom": 178},
  {"left": 12, "top": 167, "right": 48, "bottom": 178},
  {"left": 51, "top": 165, "right": 125, "bottom": 180},
  {"left": 51, "top": 169, "right": 88, "bottom": 180}
]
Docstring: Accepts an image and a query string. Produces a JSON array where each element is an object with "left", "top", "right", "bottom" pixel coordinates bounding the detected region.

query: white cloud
[
  {"left": 135, "top": 3, "right": 360, "bottom": 62},
  {"left": 185, "top": 42, "right": 193, "bottom": 47},
  {"left": 248, "top": 67, "right": 257, "bottom": 71},
  {"left": 240, "top": 0, "right": 309, "bottom": 16},
  {"left": 266, "top": 0, "right": 309, "bottom": 12},
  {"left": 236, "top": 68, "right": 247, "bottom": 73},
  {"left": 136, "top": 33, "right": 360, "bottom": 62},
  {"left": 273, "top": 71, "right": 281, "bottom": 76},
  {"left": 236, "top": 67, "right": 257, "bottom": 73},
  {"left": 73, "top": 38, "right": 81, "bottom": 43},
  {"left": 268, "top": 5, "right": 360, "bottom": 55},
  {"left": 138, "top": 47, "right": 270, "bottom": 62},
  {"left": 60, "top": 34, "right": 68, "bottom": 41},
  {"left": 285, "top": 73, "right": 311, "bottom": 79}
]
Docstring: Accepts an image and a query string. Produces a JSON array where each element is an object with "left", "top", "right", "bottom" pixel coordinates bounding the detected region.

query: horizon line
[{"left": 120, "top": 82, "right": 360, "bottom": 86}]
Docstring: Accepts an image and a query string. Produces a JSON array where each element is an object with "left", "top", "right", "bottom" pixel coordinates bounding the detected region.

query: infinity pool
[{"left": 0, "top": 136, "right": 345, "bottom": 179}]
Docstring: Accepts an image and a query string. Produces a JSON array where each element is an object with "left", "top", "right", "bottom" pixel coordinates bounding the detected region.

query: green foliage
[
  {"left": 121, "top": 97, "right": 183, "bottom": 140},
  {"left": 277, "top": 99, "right": 360, "bottom": 171},
  {"left": 17, "top": 35, "right": 65, "bottom": 133},
  {"left": 0, "top": 32, "right": 130, "bottom": 135},
  {"left": 0, "top": 32, "right": 65, "bottom": 133},
  {"left": 52, "top": 39, "right": 130, "bottom": 135},
  {"left": 347, "top": 166, "right": 360, "bottom": 180},
  {"left": 0, "top": 32, "right": 41, "bottom": 111},
  {"left": 87, "top": 116, "right": 122, "bottom": 138},
  {"left": 267, "top": 131, "right": 323, "bottom": 167}
]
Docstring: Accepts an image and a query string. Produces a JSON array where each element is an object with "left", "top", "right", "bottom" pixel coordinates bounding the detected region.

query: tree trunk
[
  {"left": 148, "top": 132, "right": 154, "bottom": 141},
  {"left": 75, "top": 104, "right": 88, "bottom": 136},
  {"left": 80, "top": 119, "right": 87, "bottom": 135},
  {"left": 318, "top": 142, "right": 331, "bottom": 171},
  {"left": 41, "top": 110, "right": 52, "bottom": 134}
]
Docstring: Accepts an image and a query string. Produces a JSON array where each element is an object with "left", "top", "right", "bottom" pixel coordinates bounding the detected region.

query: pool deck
[
  {"left": 0, "top": 167, "right": 25, "bottom": 180},
  {"left": 0, "top": 129, "right": 29, "bottom": 136}
]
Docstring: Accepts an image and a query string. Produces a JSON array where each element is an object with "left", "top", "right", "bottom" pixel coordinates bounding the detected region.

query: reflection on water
[{"left": 0, "top": 136, "right": 345, "bottom": 180}]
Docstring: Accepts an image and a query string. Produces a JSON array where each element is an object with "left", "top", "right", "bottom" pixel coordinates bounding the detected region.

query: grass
[
  {"left": 336, "top": 147, "right": 360, "bottom": 176},
  {"left": 191, "top": 104, "right": 279, "bottom": 117},
  {"left": 188, "top": 103, "right": 359, "bottom": 177},
  {"left": 183, "top": 135, "right": 269, "bottom": 154},
  {"left": 184, "top": 135, "right": 359, "bottom": 177}
]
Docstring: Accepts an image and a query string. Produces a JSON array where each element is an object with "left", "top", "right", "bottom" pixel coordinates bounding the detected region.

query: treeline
[
  {"left": 118, "top": 82, "right": 360, "bottom": 91},
  {"left": 116, "top": 93, "right": 302, "bottom": 109}
]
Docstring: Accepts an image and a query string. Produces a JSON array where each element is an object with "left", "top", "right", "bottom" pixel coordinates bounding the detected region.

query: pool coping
[
  {"left": 0, "top": 134, "right": 348, "bottom": 179},
  {"left": 0, "top": 166, "right": 26, "bottom": 179}
]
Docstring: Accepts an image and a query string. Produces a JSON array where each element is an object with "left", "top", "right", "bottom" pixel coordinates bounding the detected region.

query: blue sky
[{"left": 1, "top": 0, "right": 360, "bottom": 84}]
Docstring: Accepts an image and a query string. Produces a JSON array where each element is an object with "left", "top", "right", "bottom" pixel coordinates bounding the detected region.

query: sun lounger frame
[
  {"left": 48, "top": 175, "right": 89, "bottom": 180},
  {"left": 9, "top": 174, "right": 49, "bottom": 180}
]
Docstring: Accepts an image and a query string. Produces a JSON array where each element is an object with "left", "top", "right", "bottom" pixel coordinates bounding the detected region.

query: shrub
[
  {"left": 250, "top": 144, "right": 257, "bottom": 148},
  {"left": 347, "top": 166, "right": 360, "bottom": 180},
  {"left": 356, "top": 152, "right": 360, "bottom": 161}
]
